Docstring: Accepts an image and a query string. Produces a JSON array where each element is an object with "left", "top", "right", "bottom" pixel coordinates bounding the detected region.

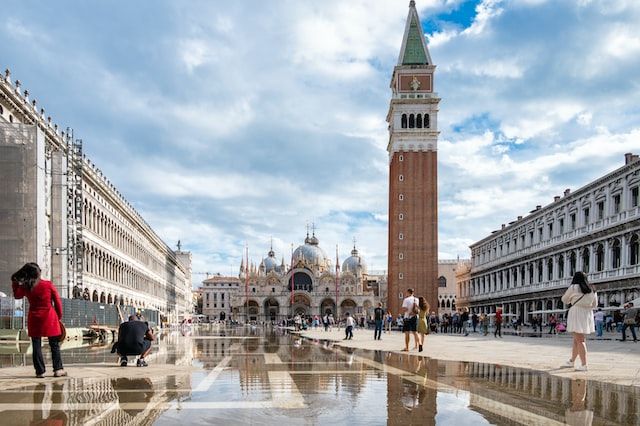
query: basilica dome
[
  {"left": 262, "top": 248, "right": 280, "bottom": 273},
  {"left": 293, "top": 234, "right": 329, "bottom": 268},
  {"left": 342, "top": 246, "right": 367, "bottom": 275}
]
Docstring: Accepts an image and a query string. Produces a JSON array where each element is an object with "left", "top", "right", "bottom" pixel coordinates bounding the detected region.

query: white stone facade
[
  {"left": 459, "top": 154, "right": 640, "bottom": 319},
  {"left": 201, "top": 275, "right": 239, "bottom": 321},
  {"left": 0, "top": 68, "right": 192, "bottom": 320}
]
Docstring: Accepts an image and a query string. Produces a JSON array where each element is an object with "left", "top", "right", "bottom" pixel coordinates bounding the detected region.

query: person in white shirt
[
  {"left": 594, "top": 309, "right": 605, "bottom": 337},
  {"left": 561, "top": 272, "right": 597, "bottom": 371},
  {"left": 344, "top": 312, "right": 355, "bottom": 340},
  {"left": 401, "top": 288, "right": 420, "bottom": 351}
]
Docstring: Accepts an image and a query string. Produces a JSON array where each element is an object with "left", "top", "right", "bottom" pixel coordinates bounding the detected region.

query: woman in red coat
[{"left": 12, "top": 263, "right": 66, "bottom": 378}]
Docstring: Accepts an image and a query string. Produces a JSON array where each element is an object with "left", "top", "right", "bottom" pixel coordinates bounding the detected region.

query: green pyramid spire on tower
[
  {"left": 402, "top": 14, "right": 428, "bottom": 65},
  {"left": 399, "top": 1, "right": 431, "bottom": 66}
]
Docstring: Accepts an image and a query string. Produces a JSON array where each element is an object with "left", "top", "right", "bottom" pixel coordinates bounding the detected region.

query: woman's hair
[
  {"left": 11, "top": 263, "right": 41, "bottom": 290},
  {"left": 418, "top": 296, "right": 429, "bottom": 312},
  {"left": 571, "top": 271, "right": 593, "bottom": 294}
]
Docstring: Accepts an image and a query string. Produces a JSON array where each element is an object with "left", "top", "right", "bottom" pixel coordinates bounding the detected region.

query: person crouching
[{"left": 114, "top": 315, "right": 154, "bottom": 367}]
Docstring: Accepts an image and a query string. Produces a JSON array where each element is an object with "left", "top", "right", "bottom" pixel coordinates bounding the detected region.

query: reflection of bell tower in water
[{"left": 387, "top": 0, "right": 439, "bottom": 315}]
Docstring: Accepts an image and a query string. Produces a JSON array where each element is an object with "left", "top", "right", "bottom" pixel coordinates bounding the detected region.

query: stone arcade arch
[{"left": 264, "top": 298, "right": 279, "bottom": 322}]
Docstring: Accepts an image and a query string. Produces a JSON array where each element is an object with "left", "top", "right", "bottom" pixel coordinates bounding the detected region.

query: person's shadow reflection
[
  {"left": 565, "top": 378, "right": 593, "bottom": 426},
  {"left": 30, "top": 383, "right": 68, "bottom": 425},
  {"left": 111, "top": 377, "right": 154, "bottom": 418}
]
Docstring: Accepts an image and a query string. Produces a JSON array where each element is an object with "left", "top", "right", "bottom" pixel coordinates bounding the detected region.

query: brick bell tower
[{"left": 387, "top": 0, "right": 439, "bottom": 315}]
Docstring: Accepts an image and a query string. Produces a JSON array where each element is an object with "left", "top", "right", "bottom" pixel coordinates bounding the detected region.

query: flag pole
[
  {"left": 290, "top": 243, "right": 294, "bottom": 317},
  {"left": 245, "top": 243, "right": 249, "bottom": 324},
  {"left": 336, "top": 244, "right": 340, "bottom": 318}
]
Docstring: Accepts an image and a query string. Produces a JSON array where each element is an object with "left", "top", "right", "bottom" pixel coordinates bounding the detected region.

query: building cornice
[{"left": 470, "top": 158, "right": 640, "bottom": 250}]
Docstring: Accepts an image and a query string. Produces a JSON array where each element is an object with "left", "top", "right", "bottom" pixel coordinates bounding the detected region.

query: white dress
[{"left": 561, "top": 284, "right": 597, "bottom": 334}]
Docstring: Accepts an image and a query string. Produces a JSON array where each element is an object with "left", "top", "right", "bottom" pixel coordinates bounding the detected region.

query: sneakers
[
  {"left": 575, "top": 365, "right": 588, "bottom": 372},
  {"left": 562, "top": 359, "right": 574, "bottom": 368},
  {"left": 136, "top": 358, "right": 148, "bottom": 367},
  {"left": 36, "top": 373, "right": 45, "bottom": 378},
  {"left": 54, "top": 369, "right": 67, "bottom": 377},
  {"left": 120, "top": 359, "right": 127, "bottom": 367},
  {"left": 418, "top": 345, "right": 423, "bottom": 352}
]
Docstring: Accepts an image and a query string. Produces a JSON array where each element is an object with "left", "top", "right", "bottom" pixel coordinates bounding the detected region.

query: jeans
[
  {"left": 345, "top": 326, "right": 353, "bottom": 340},
  {"left": 494, "top": 323, "right": 502, "bottom": 337},
  {"left": 32, "top": 336, "right": 63, "bottom": 375},
  {"left": 595, "top": 321, "right": 604, "bottom": 337},
  {"left": 622, "top": 324, "right": 638, "bottom": 341},
  {"left": 374, "top": 320, "right": 383, "bottom": 340}
]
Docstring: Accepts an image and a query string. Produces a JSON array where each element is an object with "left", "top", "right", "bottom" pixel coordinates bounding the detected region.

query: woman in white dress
[{"left": 561, "top": 272, "right": 598, "bottom": 371}]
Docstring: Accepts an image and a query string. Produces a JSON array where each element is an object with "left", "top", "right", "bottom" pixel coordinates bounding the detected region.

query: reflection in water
[
  {"left": 1, "top": 327, "right": 638, "bottom": 425},
  {"left": 111, "top": 377, "right": 154, "bottom": 417},
  {"left": 566, "top": 378, "right": 593, "bottom": 426},
  {"left": 387, "top": 356, "right": 437, "bottom": 425},
  {"left": 30, "top": 382, "right": 68, "bottom": 426}
]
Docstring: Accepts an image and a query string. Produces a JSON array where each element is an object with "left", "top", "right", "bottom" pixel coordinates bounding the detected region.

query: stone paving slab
[
  {"left": 0, "top": 363, "right": 200, "bottom": 391},
  {"left": 298, "top": 328, "right": 640, "bottom": 387}
]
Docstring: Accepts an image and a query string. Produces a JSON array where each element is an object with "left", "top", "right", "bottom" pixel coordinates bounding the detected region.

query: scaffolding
[
  {"left": 65, "top": 130, "right": 83, "bottom": 298},
  {"left": 0, "top": 121, "right": 37, "bottom": 296}
]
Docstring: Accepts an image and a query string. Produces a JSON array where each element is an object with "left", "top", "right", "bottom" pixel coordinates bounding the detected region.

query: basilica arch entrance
[
  {"left": 243, "top": 300, "right": 260, "bottom": 322},
  {"left": 340, "top": 299, "right": 357, "bottom": 316},
  {"left": 320, "top": 298, "right": 336, "bottom": 316},
  {"left": 264, "top": 298, "right": 280, "bottom": 322},
  {"left": 292, "top": 294, "right": 311, "bottom": 317}
]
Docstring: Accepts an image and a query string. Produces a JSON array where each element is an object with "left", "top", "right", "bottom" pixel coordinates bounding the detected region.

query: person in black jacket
[
  {"left": 113, "top": 315, "right": 155, "bottom": 367},
  {"left": 373, "top": 303, "right": 384, "bottom": 340}
]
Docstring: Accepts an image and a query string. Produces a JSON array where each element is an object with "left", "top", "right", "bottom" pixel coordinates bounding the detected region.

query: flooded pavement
[{"left": 0, "top": 326, "right": 638, "bottom": 425}]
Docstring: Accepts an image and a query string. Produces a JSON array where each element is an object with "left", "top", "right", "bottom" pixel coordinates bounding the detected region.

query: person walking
[
  {"left": 11, "top": 263, "right": 66, "bottom": 378},
  {"left": 385, "top": 310, "right": 393, "bottom": 333},
  {"left": 561, "top": 271, "right": 598, "bottom": 371},
  {"left": 416, "top": 297, "right": 430, "bottom": 352},
  {"left": 461, "top": 308, "right": 470, "bottom": 336},
  {"left": 621, "top": 302, "right": 638, "bottom": 342},
  {"left": 494, "top": 308, "right": 503, "bottom": 338},
  {"left": 479, "top": 312, "right": 489, "bottom": 336},
  {"left": 429, "top": 311, "right": 439, "bottom": 333},
  {"left": 548, "top": 314, "right": 557, "bottom": 335},
  {"left": 401, "top": 288, "right": 420, "bottom": 351},
  {"left": 471, "top": 311, "right": 479, "bottom": 333},
  {"left": 373, "top": 303, "right": 384, "bottom": 340},
  {"left": 594, "top": 309, "right": 605, "bottom": 338},
  {"left": 344, "top": 312, "right": 355, "bottom": 340}
]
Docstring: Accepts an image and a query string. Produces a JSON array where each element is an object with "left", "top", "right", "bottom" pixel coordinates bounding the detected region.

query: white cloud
[{"left": 5, "top": 0, "right": 640, "bottom": 278}]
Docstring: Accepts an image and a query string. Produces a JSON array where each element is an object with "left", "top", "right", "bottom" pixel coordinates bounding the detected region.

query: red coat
[{"left": 12, "top": 279, "right": 62, "bottom": 337}]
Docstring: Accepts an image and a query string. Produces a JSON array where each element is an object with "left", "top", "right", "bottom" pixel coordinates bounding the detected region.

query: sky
[{"left": 2, "top": 0, "right": 640, "bottom": 285}]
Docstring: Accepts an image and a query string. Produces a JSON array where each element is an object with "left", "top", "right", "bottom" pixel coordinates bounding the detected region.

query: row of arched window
[
  {"left": 439, "top": 298, "right": 456, "bottom": 309},
  {"left": 84, "top": 241, "right": 166, "bottom": 299},
  {"left": 72, "top": 286, "right": 148, "bottom": 309},
  {"left": 83, "top": 199, "right": 167, "bottom": 274},
  {"left": 401, "top": 113, "right": 430, "bottom": 129},
  {"left": 467, "top": 235, "right": 639, "bottom": 296}
]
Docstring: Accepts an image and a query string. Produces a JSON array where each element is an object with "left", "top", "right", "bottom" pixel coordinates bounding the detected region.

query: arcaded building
[
  {"left": 458, "top": 154, "right": 640, "bottom": 320},
  {"left": 387, "top": 1, "right": 440, "bottom": 315},
  {"left": 230, "top": 233, "right": 383, "bottom": 322},
  {"left": 0, "top": 68, "right": 192, "bottom": 320}
]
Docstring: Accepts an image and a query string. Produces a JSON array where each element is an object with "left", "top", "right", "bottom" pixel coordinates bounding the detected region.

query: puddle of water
[{"left": 0, "top": 326, "right": 637, "bottom": 425}]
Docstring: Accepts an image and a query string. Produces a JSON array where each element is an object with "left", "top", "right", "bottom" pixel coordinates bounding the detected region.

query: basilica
[{"left": 229, "top": 232, "right": 384, "bottom": 322}]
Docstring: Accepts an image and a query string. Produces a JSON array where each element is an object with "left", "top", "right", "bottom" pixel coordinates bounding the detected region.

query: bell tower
[{"left": 387, "top": 0, "right": 439, "bottom": 315}]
